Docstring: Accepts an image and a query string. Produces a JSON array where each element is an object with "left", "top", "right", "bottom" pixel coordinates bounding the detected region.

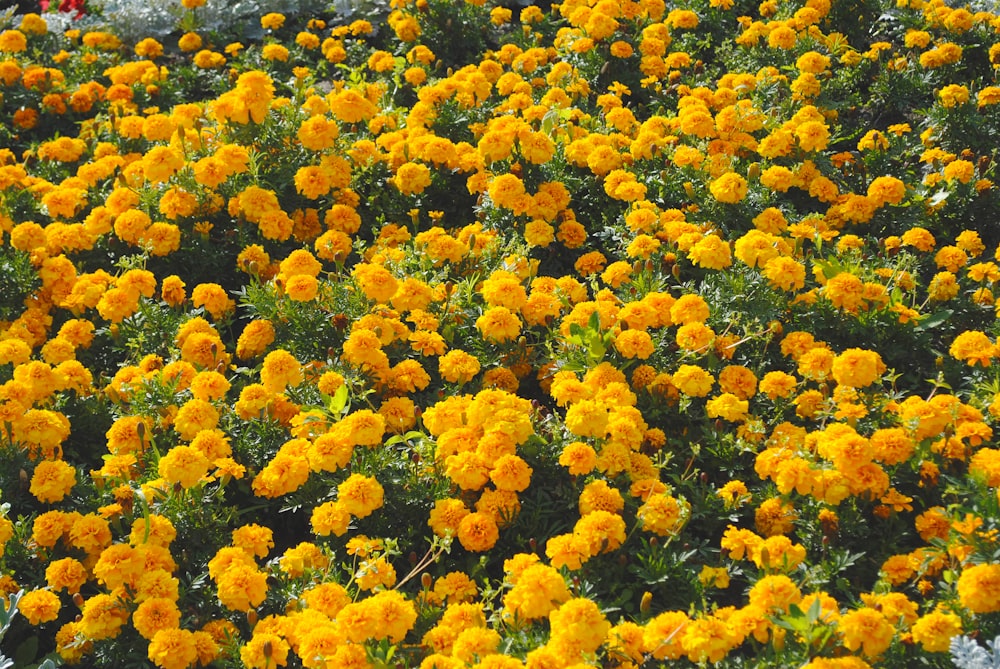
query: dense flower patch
[{"left": 2, "top": 0, "right": 1000, "bottom": 666}]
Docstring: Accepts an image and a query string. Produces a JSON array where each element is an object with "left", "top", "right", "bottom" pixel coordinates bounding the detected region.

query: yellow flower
[
  {"left": 18, "top": 589, "right": 61, "bottom": 625},
  {"left": 910, "top": 610, "right": 963, "bottom": 653},
  {"left": 830, "top": 348, "right": 885, "bottom": 387},
  {"left": 503, "top": 563, "right": 571, "bottom": 620},
  {"left": 706, "top": 393, "right": 749, "bottom": 422},
  {"left": 235, "top": 319, "right": 275, "bottom": 360},
  {"left": 957, "top": 563, "right": 1000, "bottom": 613},
  {"left": 672, "top": 365, "right": 714, "bottom": 397},
  {"left": 45, "top": 557, "right": 88, "bottom": 594},
  {"left": 177, "top": 32, "right": 202, "bottom": 52},
  {"left": 0, "top": 30, "right": 28, "bottom": 53},
  {"left": 574, "top": 509, "right": 626, "bottom": 556},
  {"left": 475, "top": 306, "right": 522, "bottom": 343},
  {"left": 687, "top": 234, "right": 732, "bottom": 269},
  {"left": 747, "top": 573, "right": 801, "bottom": 614},
  {"left": 457, "top": 511, "right": 500, "bottom": 552},
  {"left": 938, "top": 83, "right": 970, "bottom": 107},
  {"left": 336, "top": 474, "right": 384, "bottom": 518},
  {"left": 643, "top": 610, "right": 690, "bottom": 660},
  {"left": 638, "top": 493, "right": 687, "bottom": 536},
  {"left": 838, "top": 607, "right": 894, "bottom": 658},
  {"left": 148, "top": 629, "right": 199, "bottom": 669},
  {"left": 158, "top": 445, "right": 210, "bottom": 489},
  {"left": 709, "top": 172, "right": 748, "bottom": 203},
  {"left": 191, "top": 283, "right": 234, "bottom": 320},
  {"left": 261, "top": 43, "right": 289, "bottom": 62},
  {"left": 260, "top": 349, "right": 303, "bottom": 394},
  {"left": 260, "top": 12, "right": 286, "bottom": 30},
  {"left": 80, "top": 593, "right": 128, "bottom": 640},
  {"left": 950, "top": 330, "right": 995, "bottom": 366},
  {"left": 754, "top": 497, "right": 797, "bottom": 536},
  {"left": 216, "top": 563, "right": 267, "bottom": 612},
  {"left": 240, "top": 632, "right": 289, "bottom": 669},
  {"left": 310, "top": 500, "right": 351, "bottom": 536},
  {"left": 132, "top": 597, "right": 180, "bottom": 640},
  {"left": 438, "top": 349, "right": 481, "bottom": 384},
  {"left": 549, "top": 597, "right": 610, "bottom": 655},
  {"left": 29, "top": 459, "right": 76, "bottom": 503},
  {"left": 681, "top": 615, "right": 736, "bottom": 664}
]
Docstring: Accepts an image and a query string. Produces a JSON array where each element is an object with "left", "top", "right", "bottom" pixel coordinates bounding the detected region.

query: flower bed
[{"left": 1, "top": 0, "right": 1000, "bottom": 666}]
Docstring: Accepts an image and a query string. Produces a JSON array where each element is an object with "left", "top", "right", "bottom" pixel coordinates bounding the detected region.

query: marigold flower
[
  {"left": 29, "top": 459, "right": 76, "bottom": 503},
  {"left": 687, "top": 234, "right": 732, "bottom": 269},
  {"left": 822, "top": 272, "right": 865, "bottom": 312},
  {"left": 80, "top": 593, "right": 128, "bottom": 640},
  {"left": 216, "top": 563, "right": 267, "bottom": 612},
  {"left": 706, "top": 393, "right": 749, "bottom": 422},
  {"left": 439, "top": 349, "right": 481, "bottom": 384},
  {"left": 45, "top": 557, "right": 88, "bottom": 594},
  {"left": 68, "top": 513, "right": 112, "bottom": 554},
  {"left": 18, "top": 589, "right": 61, "bottom": 625},
  {"left": 957, "top": 562, "right": 1000, "bottom": 613},
  {"left": 132, "top": 597, "right": 181, "bottom": 640},
  {"left": 910, "top": 610, "right": 963, "bottom": 652},
  {"left": 503, "top": 563, "right": 571, "bottom": 620},
  {"left": 574, "top": 509, "right": 626, "bottom": 556},
  {"left": 157, "top": 445, "right": 210, "bottom": 488},
  {"left": 709, "top": 172, "right": 748, "bottom": 204},
  {"left": 638, "top": 493, "right": 687, "bottom": 536},
  {"left": 950, "top": 330, "right": 995, "bottom": 367},
  {"left": 672, "top": 365, "right": 714, "bottom": 397},
  {"left": 831, "top": 348, "right": 885, "bottom": 387},
  {"left": 643, "top": 610, "right": 690, "bottom": 660},
  {"left": 456, "top": 511, "right": 500, "bottom": 552},
  {"left": 680, "top": 614, "right": 737, "bottom": 664},
  {"left": 763, "top": 256, "right": 806, "bottom": 292},
  {"left": 838, "top": 607, "right": 894, "bottom": 658},
  {"left": 746, "top": 573, "right": 801, "bottom": 615}
]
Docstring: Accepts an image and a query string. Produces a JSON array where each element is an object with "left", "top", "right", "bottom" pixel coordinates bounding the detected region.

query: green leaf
[
  {"left": 325, "top": 382, "right": 350, "bottom": 416},
  {"left": 587, "top": 309, "right": 602, "bottom": 332},
  {"left": 914, "top": 309, "right": 953, "bottom": 332},
  {"left": 14, "top": 636, "right": 37, "bottom": 667}
]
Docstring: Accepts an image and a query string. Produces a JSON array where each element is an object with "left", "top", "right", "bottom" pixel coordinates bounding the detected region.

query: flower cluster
[{"left": 2, "top": 0, "right": 1000, "bottom": 667}]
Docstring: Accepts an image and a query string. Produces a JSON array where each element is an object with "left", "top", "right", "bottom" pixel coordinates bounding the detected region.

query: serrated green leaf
[{"left": 587, "top": 309, "right": 601, "bottom": 332}]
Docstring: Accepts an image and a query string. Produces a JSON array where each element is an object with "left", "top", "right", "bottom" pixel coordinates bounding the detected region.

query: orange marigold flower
[
  {"left": 837, "top": 607, "right": 894, "bottom": 658},
  {"left": 18, "top": 589, "right": 61, "bottom": 625},
  {"left": 957, "top": 563, "right": 1000, "bottom": 613},
  {"left": 910, "top": 610, "right": 963, "bottom": 653},
  {"left": 457, "top": 511, "right": 500, "bottom": 552},
  {"left": 148, "top": 628, "right": 199, "bottom": 669},
  {"left": 29, "top": 459, "right": 76, "bottom": 503},
  {"left": 950, "top": 330, "right": 994, "bottom": 367}
]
